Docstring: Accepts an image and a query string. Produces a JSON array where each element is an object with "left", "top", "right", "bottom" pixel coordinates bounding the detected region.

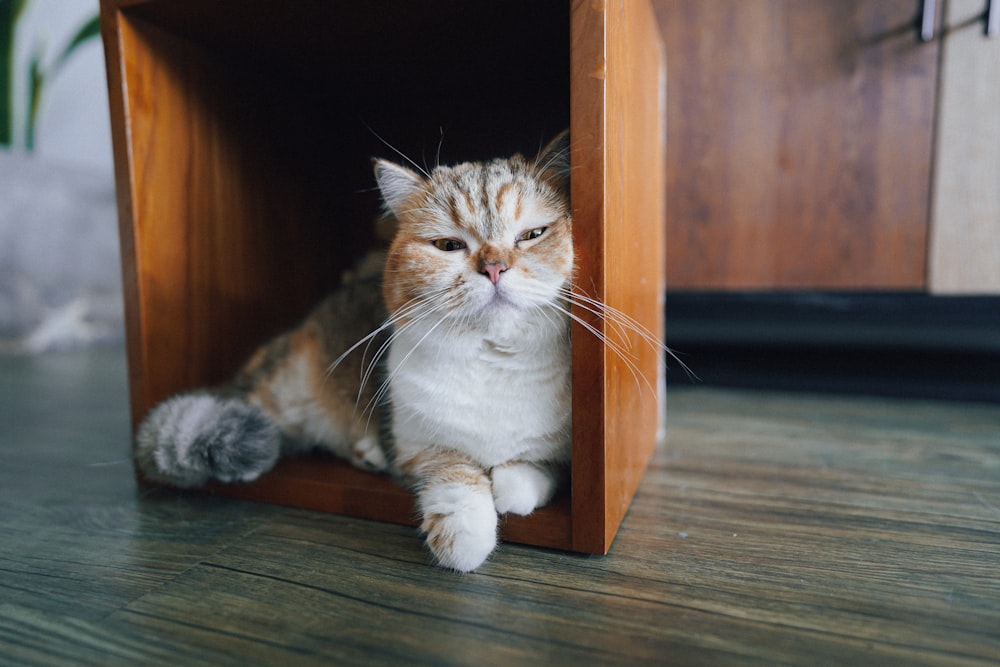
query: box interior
[
  {"left": 114, "top": 0, "right": 582, "bottom": 547},
  {"left": 120, "top": 0, "right": 570, "bottom": 402}
]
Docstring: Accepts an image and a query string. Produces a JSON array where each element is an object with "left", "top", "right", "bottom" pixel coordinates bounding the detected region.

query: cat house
[{"left": 100, "top": 0, "right": 665, "bottom": 556}]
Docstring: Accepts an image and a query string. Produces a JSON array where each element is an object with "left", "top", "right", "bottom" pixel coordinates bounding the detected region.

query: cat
[{"left": 136, "top": 132, "right": 575, "bottom": 572}]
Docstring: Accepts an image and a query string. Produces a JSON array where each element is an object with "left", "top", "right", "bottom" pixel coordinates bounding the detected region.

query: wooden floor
[{"left": 1, "top": 347, "right": 998, "bottom": 666}]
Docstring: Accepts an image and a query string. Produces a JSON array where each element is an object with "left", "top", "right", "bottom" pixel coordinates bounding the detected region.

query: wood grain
[
  {"left": 655, "top": 0, "right": 939, "bottom": 290},
  {"left": 2, "top": 348, "right": 998, "bottom": 665},
  {"left": 102, "top": 0, "right": 663, "bottom": 554},
  {"left": 928, "top": 0, "right": 1000, "bottom": 294},
  {"left": 570, "top": 0, "right": 667, "bottom": 553}
]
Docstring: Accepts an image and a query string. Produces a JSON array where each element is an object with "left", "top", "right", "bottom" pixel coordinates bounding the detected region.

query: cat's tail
[{"left": 134, "top": 390, "right": 282, "bottom": 488}]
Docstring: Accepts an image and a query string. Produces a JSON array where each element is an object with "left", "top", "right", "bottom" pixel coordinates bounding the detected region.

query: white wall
[
  {"left": 1, "top": 0, "right": 120, "bottom": 351},
  {"left": 9, "top": 0, "right": 111, "bottom": 170}
]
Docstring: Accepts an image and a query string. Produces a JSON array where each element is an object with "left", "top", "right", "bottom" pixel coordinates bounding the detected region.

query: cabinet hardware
[
  {"left": 987, "top": 0, "right": 999, "bottom": 37},
  {"left": 920, "top": 0, "right": 937, "bottom": 41}
]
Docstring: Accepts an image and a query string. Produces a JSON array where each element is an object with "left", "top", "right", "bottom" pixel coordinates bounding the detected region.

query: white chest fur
[{"left": 387, "top": 310, "right": 572, "bottom": 469}]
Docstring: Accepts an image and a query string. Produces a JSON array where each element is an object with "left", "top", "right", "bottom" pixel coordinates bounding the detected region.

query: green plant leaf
[
  {"left": 25, "top": 47, "right": 41, "bottom": 149},
  {"left": 2, "top": 0, "right": 33, "bottom": 146},
  {"left": 20, "top": 12, "right": 99, "bottom": 150},
  {"left": 11, "top": 0, "right": 30, "bottom": 22},
  {"left": 55, "top": 14, "right": 99, "bottom": 70}
]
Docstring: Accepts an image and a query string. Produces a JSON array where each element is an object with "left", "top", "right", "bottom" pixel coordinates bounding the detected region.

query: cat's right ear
[{"left": 374, "top": 159, "right": 425, "bottom": 218}]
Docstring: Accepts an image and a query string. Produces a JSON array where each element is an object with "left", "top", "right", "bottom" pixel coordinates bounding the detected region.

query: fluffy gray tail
[{"left": 135, "top": 391, "right": 282, "bottom": 488}]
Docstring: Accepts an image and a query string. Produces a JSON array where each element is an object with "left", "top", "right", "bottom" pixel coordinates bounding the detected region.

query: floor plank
[{"left": 0, "top": 347, "right": 997, "bottom": 665}]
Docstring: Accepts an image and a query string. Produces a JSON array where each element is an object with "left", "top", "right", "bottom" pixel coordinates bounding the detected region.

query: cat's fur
[{"left": 136, "top": 132, "right": 574, "bottom": 572}]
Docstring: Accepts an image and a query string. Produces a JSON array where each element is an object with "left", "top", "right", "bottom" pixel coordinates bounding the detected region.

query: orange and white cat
[{"left": 137, "top": 132, "right": 573, "bottom": 572}]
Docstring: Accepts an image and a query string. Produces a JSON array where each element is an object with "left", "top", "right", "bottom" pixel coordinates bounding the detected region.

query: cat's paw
[
  {"left": 350, "top": 434, "right": 387, "bottom": 472},
  {"left": 419, "top": 483, "right": 498, "bottom": 572},
  {"left": 135, "top": 393, "right": 282, "bottom": 487},
  {"left": 491, "top": 461, "right": 558, "bottom": 516}
]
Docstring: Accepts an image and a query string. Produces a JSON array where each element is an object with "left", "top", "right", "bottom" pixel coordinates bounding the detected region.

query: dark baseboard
[{"left": 663, "top": 292, "right": 1000, "bottom": 403}]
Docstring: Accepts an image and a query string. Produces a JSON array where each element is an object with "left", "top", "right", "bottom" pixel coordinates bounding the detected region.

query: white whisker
[
  {"left": 361, "top": 309, "right": 452, "bottom": 426},
  {"left": 549, "top": 302, "right": 650, "bottom": 395},
  {"left": 565, "top": 284, "right": 697, "bottom": 381},
  {"left": 325, "top": 286, "right": 455, "bottom": 423},
  {"left": 364, "top": 123, "right": 430, "bottom": 178}
]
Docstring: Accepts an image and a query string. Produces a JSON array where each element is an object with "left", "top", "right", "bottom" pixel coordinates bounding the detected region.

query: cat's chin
[{"left": 467, "top": 290, "right": 530, "bottom": 322}]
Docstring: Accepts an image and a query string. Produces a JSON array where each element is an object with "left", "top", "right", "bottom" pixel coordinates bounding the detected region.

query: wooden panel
[
  {"left": 928, "top": 0, "right": 1000, "bottom": 294},
  {"left": 103, "top": 0, "right": 662, "bottom": 554},
  {"left": 570, "top": 0, "right": 666, "bottom": 553},
  {"left": 108, "top": 14, "right": 376, "bottom": 427},
  {"left": 207, "top": 457, "right": 574, "bottom": 550},
  {"left": 655, "top": 0, "right": 939, "bottom": 290}
]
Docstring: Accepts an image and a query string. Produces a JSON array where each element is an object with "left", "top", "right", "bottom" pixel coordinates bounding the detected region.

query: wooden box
[{"left": 100, "top": 0, "right": 665, "bottom": 555}]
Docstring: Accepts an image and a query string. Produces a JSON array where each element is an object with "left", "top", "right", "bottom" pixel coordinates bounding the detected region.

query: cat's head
[{"left": 375, "top": 132, "right": 572, "bottom": 329}]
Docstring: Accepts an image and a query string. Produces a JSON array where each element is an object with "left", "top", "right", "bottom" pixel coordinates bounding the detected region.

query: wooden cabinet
[
  {"left": 100, "top": 0, "right": 666, "bottom": 555},
  {"left": 655, "top": 0, "right": 999, "bottom": 294}
]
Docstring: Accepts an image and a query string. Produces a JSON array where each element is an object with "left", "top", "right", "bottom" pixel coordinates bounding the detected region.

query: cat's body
[{"left": 136, "top": 133, "right": 574, "bottom": 572}]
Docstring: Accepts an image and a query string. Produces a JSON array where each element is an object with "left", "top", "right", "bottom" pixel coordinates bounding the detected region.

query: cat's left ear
[
  {"left": 533, "top": 130, "right": 571, "bottom": 194},
  {"left": 374, "top": 159, "right": 425, "bottom": 218}
]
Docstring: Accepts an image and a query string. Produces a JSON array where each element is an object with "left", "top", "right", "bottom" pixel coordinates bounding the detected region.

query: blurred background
[
  {"left": 2, "top": 0, "right": 997, "bottom": 404},
  {"left": 1, "top": 0, "right": 120, "bottom": 352}
]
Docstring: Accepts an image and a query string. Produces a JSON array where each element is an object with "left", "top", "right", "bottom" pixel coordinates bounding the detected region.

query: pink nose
[{"left": 481, "top": 262, "right": 508, "bottom": 285}]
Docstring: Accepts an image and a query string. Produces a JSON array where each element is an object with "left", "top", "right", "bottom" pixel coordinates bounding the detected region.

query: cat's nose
[{"left": 480, "top": 262, "right": 508, "bottom": 285}]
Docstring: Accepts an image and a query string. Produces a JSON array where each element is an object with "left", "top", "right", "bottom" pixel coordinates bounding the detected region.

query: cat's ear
[
  {"left": 374, "top": 159, "right": 425, "bottom": 218},
  {"left": 533, "top": 130, "right": 571, "bottom": 194}
]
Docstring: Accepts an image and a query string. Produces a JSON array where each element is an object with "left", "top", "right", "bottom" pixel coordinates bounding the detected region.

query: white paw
[
  {"left": 491, "top": 462, "right": 557, "bottom": 516},
  {"left": 351, "top": 434, "right": 387, "bottom": 472},
  {"left": 419, "top": 483, "right": 497, "bottom": 572}
]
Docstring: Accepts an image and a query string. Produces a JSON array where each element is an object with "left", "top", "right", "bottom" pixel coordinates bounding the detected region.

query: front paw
[
  {"left": 491, "top": 462, "right": 557, "bottom": 516},
  {"left": 419, "top": 483, "right": 497, "bottom": 572},
  {"left": 350, "top": 434, "right": 388, "bottom": 472}
]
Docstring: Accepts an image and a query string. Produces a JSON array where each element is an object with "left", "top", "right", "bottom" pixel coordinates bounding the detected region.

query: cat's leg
[
  {"left": 397, "top": 447, "right": 498, "bottom": 572},
  {"left": 490, "top": 460, "right": 562, "bottom": 516},
  {"left": 350, "top": 433, "right": 388, "bottom": 471},
  {"left": 246, "top": 320, "right": 390, "bottom": 474}
]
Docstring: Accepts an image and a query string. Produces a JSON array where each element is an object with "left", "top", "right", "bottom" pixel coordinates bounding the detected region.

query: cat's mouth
[
  {"left": 469, "top": 284, "right": 519, "bottom": 317},
  {"left": 485, "top": 288, "right": 515, "bottom": 310}
]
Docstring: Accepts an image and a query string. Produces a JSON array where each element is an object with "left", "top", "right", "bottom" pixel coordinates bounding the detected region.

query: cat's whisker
[
  {"left": 551, "top": 302, "right": 650, "bottom": 395},
  {"left": 325, "top": 287, "right": 453, "bottom": 420},
  {"left": 563, "top": 292, "right": 636, "bottom": 352},
  {"left": 536, "top": 282, "right": 698, "bottom": 390},
  {"left": 355, "top": 293, "right": 453, "bottom": 418},
  {"left": 435, "top": 126, "right": 446, "bottom": 169},
  {"left": 564, "top": 287, "right": 646, "bottom": 340},
  {"left": 532, "top": 137, "right": 571, "bottom": 180},
  {"left": 529, "top": 301, "right": 567, "bottom": 338},
  {"left": 373, "top": 294, "right": 449, "bottom": 354},
  {"left": 325, "top": 323, "right": 391, "bottom": 380},
  {"left": 365, "top": 123, "right": 430, "bottom": 178},
  {"left": 372, "top": 287, "right": 452, "bottom": 365},
  {"left": 564, "top": 284, "right": 697, "bottom": 380},
  {"left": 360, "top": 309, "right": 452, "bottom": 429}
]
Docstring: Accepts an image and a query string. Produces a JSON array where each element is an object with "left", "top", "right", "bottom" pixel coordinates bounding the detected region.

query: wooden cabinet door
[{"left": 656, "top": 0, "right": 940, "bottom": 290}]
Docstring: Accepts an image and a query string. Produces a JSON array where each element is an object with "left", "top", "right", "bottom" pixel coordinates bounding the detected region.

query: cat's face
[{"left": 375, "top": 133, "right": 573, "bottom": 329}]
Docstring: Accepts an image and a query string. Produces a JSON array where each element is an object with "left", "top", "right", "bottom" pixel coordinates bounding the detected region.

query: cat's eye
[
  {"left": 432, "top": 238, "right": 467, "bottom": 252},
  {"left": 517, "top": 227, "right": 548, "bottom": 243}
]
